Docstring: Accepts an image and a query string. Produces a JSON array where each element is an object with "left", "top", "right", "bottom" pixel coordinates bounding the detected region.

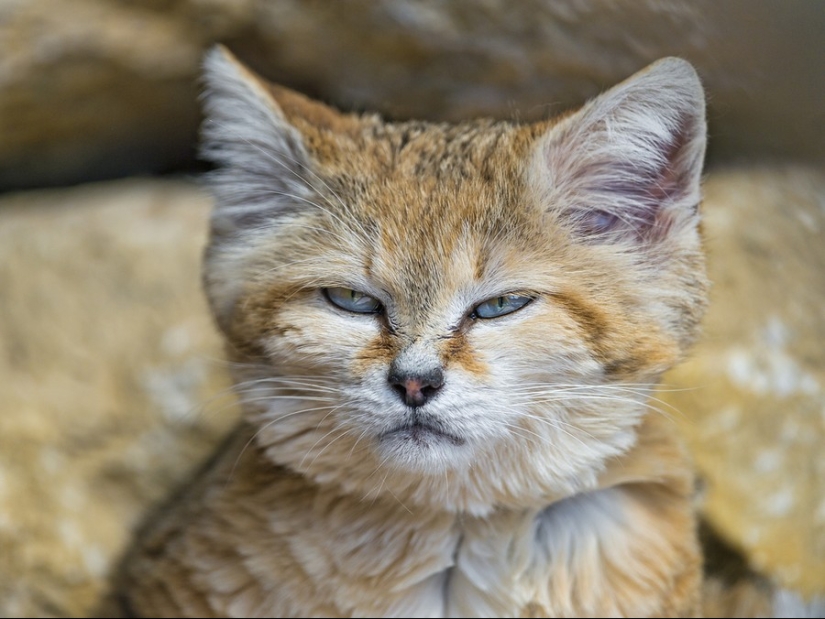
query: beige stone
[
  {"left": 0, "top": 0, "right": 255, "bottom": 189},
  {"left": 0, "top": 178, "right": 239, "bottom": 617},
  {"left": 2, "top": 0, "right": 823, "bottom": 189},
  {"left": 661, "top": 165, "right": 825, "bottom": 597}
]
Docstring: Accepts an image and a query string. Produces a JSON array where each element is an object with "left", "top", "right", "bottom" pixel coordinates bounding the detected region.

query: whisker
[
  {"left": 506, "top": 382, "right": 687, "bottom": 422},
  {"left": 298, "top": 403, "right": 352, "bottom": 463},
  {"left": 224, "top": 403, "right": 333, "bottom": 488},
  {"left": 498, "top": 421, "right": 560, "bottom": 449},
  {"left": 302, "top": 421, "right": 354, "bottom": 471},
  {"left": 235, "top": 387, "right": 338, "bottom": 402},
  {"left": 510, "top": 414, "right": 595, "bottom": 449},
  {"left": 385, "top": 486, "right": 413, "bottom": 515},
  {"left": 364, "top": 468, "right": 392, "bottom": 508},
  {"left": 347, "top": 428, "right": 373, "bottom": 462}
]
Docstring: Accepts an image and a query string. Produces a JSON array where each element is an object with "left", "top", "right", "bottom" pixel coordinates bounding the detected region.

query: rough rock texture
[
  {"left": 0, "top": 169, "right": 823, "bottom": 616},
  {"left": 0, "top": 0, "right": 251, "bottom": 190},
  {"left": 660, "top": 165, "right": 825, "bottom": 598},
  {"left": 2, "top": 0, "right": 823, "bottom": 190},
  {"left": 0, "top": 179, "right": 239, "bottom": 617}
]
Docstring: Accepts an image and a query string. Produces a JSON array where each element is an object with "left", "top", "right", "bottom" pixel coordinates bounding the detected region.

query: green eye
[
  {"left": 473, "top": 294, "right": 532, "bottom": 319},
  {"left": 324, "top": 287, "right": 382, "bottom": 314}
]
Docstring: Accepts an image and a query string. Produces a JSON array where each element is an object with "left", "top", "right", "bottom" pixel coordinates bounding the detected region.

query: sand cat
[{"left": 114, "top": 46, "right": 709, "bottom": 617}]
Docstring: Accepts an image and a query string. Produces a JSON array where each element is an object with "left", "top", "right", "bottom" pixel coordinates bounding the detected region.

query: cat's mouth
[{"left": 381, "top": 421, "right": 465, "bottom": 448}]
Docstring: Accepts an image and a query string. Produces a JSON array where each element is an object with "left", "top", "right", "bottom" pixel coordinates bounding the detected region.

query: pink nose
[{"left": 388, "top": 368, "right": 444, "bottom": 407}]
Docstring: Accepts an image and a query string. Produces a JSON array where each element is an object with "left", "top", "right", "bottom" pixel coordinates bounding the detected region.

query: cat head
[{"left": 199, "top": 46, "right": 707, "bottom": 514}]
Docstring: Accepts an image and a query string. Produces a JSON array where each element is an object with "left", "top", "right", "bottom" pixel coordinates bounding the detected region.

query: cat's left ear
[{"left": 532, "top": 57, "right": 707, "bottom": 243}]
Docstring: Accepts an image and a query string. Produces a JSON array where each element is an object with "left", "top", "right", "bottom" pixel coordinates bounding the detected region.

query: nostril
[
  {"left": 391, "top": 382, "right": 407, "bottom": 400},
  {"left": 418, "top": 384, "right": 439, "bottom": 404},
  {"left": 426, "top": 367, "right": 444, "bottom": 391}
]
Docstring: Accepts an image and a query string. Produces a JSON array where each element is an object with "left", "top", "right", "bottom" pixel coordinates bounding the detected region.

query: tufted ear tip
[
  {"left": 630, "top": 57, "right": 706, "bottom": 125},
  {"left": 201, "top": 44, "right": 263, "bottom": 100},
  {"left": 643, "top": 57, "right": 703, "bottom": 88}
]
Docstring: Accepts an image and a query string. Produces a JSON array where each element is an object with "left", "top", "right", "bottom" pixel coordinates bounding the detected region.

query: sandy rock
[
  {"left": 661, "top": 165, "right": 825, "bottom": 597},
  {"left": 0, "top": 0, "right": 255, "bottom": 190},
  {"left": 0, "top": 178, "right": 239, "bottom": 617},
  {"left": 2, "top": 0, "right": 823, "bottom": 190}
]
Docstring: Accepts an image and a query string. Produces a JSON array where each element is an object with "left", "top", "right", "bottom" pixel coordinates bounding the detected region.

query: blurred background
[{"left": 0, "top": 0, "right": 823, "bottom": 616}]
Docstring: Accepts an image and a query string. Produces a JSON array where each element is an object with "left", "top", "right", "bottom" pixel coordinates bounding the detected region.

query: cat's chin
[
  {"left": 382, "top": 420, "right": 466, "bottom": 448},
  {"left": 377, "top": 421, "right": 468, "bottom": 469}
]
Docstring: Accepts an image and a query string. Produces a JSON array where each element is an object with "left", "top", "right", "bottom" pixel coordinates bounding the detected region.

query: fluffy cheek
[
  {"left": 261, "top": 300, "right": 385, "bottom": 376},
  {"left": 458, "top": 308, "right": 610, "bottom": 446},
  {"left": 243, "top": 301, "right": 392, "bottom": 449},
  {"left": 466, "top": 303, "right": 602, "bottom": 391}
]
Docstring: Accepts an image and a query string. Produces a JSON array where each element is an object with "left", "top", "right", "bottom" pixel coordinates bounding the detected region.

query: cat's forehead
[
  {"left": 345, "top": 118, "right": 532, "bottom": 176},
  {"left": 312, "top": 118, "right": 545, "bottom": 235},
  {"left": 294, "top": 122, "right": 556, "bottom": 316},
  {"left": 324, "top": 122, "right": 547, "bottom": 279}
]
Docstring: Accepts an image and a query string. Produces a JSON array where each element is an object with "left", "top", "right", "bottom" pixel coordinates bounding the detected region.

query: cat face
[{"left": 199, "top": 47, "right": 707, "bottom": 513}]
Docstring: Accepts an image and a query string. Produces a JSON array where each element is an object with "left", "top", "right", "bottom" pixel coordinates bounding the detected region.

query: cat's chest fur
[{"left": 125, "top": 419, "right": 697, "bottom": 618}]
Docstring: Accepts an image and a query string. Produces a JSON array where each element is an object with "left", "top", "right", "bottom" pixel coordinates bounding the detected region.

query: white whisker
[{"left": 224, "top": 403, "right": 333, "bottom": 488}]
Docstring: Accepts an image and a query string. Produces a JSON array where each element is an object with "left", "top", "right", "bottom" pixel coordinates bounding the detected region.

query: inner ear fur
[{"left": 532, "top": 57, "right": 707, "bottom": 243}]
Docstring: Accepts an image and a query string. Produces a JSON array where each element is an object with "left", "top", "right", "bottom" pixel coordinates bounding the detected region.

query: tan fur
[
  {"left": 115, "top": 414, "right": 702, "bottom": 618},
  {"left": 113, "top": 47, "right": 710, "bottom": 617}
]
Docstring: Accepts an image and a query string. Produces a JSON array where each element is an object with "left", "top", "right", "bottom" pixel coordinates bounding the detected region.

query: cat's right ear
[
  {"left": 530, "top": 57, "right": 707, "bottom": 246},
  {"left": 200, "top": 45, "right": 313, "bottom": 237}
]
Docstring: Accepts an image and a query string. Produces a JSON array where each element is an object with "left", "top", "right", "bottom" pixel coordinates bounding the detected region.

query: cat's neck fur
[{"left": 118, "top": 410, "right": 698, "bottom": 617}]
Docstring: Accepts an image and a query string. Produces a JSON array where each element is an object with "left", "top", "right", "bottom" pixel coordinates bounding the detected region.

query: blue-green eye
[
  {"left": 324, "top": 287, "right": 382, "bottom": 314},
  {"left": 473, "top": 294, "right": 532, "bottom": 319}
]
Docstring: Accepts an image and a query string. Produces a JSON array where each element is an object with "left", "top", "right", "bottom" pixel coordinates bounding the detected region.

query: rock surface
[
  {"left": 0, "top": 179, "right": 239, "bottom": 617},
  {"left": 0, "top": 169, "right": 823, "bottom": 616},
  {"left": 661, "top": 165, "right": 825, "bottom": 598},
  {"left": 2, "top": 0, "right": 823, "bottom": 190}
]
